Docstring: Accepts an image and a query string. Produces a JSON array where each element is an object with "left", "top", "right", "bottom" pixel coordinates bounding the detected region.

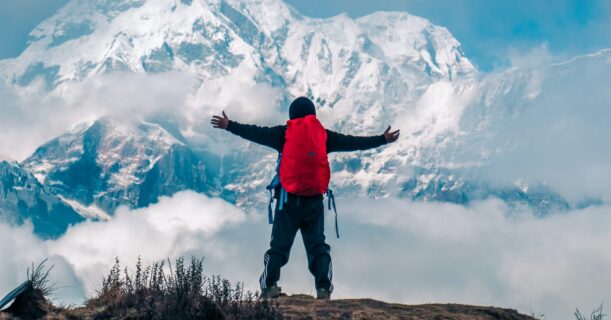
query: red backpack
[
  {"left": 265, "top": 115, "right": 339, "bottom": 238},
  {"left": 279, "top": 115, "right": 330, "bottom": 196}
]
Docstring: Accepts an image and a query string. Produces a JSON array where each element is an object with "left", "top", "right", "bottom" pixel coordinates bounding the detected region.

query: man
[{"left": 211, "top": 97, "right": 399, "bottom": 300}]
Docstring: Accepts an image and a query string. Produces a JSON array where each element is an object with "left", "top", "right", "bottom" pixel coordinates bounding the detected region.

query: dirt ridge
[{"left": 277, "top": 294, "right": 537, "bottom": 320}]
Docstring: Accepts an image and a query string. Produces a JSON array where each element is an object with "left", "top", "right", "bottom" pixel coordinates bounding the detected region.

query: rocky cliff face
[
  {"left": 0, "top": 161, "right": 83, "bottom": 237},
  {"left": 22, "top": 117, "right": 215, "bottom": 214}
]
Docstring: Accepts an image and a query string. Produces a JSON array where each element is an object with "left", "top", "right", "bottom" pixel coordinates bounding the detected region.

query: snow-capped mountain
[
  {"left": 23, "top": 116, "right": 215, "bottom": 213},
  {"left": 1, "top": 0, "right": 609, "bottom": 235},
  {"left": 0, "top": 0, "right": 473, "bottom": 114},
  {"left": 0, "top": 0, "right": 475, "bottom": 206}
]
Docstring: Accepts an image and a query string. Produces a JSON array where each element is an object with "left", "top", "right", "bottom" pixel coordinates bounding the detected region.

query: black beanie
[{"left": 289, "top": 96, "right": 316, "bottom": 119}]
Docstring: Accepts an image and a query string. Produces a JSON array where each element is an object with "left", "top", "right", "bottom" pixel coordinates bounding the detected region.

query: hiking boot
[
  {"left": 316, "top": 288, "right": 331, "bottom": 300},
  {"left": 260, "top": 285, "right": 282, "bottom": 299}
]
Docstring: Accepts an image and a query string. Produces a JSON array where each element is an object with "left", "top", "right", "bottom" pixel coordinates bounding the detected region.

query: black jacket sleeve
[
  {"left": 226, "top": 120, "right": 285, "bottom": 152},
  {"left": 326, "top": 129, "right": 387, "bottom": 153}
]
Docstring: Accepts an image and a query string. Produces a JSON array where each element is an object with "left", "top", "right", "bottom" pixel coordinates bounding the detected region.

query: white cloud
[
  {"left": 48, "top": 191, "right": 247, "bottom": 296},
  {"left": 0, "top": 71, "right": 195, "bottom": 161},
  {"left": 337, "top": 198, "right": 611, "bottom": 319},
  {"left": 1, "top": 193, "right": 610, "bottom": 319},
  {"left": 0, "top": 191, "right": 250, "bottom": 305},
  {"left": 61, "top": 71, "right": 197, "bottom": 119},
  {"left": 187, "top": 62, "right": 285, "bottom": 127},
  {"left": 476, "top": 52, "right": 611, "bottom": 201},
  {"left": 0, "top": 222, "right": 86, "bottom": 305},
  {"left": 508, "top": 43, "right": 556, "bottom": 69},
  {"left": 0, "top": 65, "right": 284, "bottom": 161}
]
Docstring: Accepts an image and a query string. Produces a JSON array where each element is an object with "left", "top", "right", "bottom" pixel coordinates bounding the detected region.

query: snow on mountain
[
  {"left": 22, "top": 116, "right": 216, "bottom": 214},
  {"left": 356, "top": 12, "right": 473, "bottom": 79},
  {"left": 0, "top": 0, "right": 475, "bottom": 205},
  {"left": 386, "top": 48, "right": 611, "bottom": 211},
  {"left": 0, "top": 0, "right": 473, "bottom": 107},
  {"left": 1, "top": 0, "right": 608, "bottom": 235}
]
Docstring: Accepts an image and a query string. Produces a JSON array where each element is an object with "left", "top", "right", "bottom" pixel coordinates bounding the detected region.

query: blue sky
[
  {"left": 1, "top": 0, "right": 610, "bottom": 70},
  {"left": 0, "top": 0, "right": 67, "bottom": 59}
]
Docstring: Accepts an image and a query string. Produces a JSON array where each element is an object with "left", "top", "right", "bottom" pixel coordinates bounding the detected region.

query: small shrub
[{"left": 86, "top": 256, "right": 281, "bottom": 319}]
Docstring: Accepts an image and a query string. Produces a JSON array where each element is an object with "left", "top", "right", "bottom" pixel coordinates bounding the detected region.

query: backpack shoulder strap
[
  {"left": 327, "top": 188, "right": 339, "bottom": 238},
  {"left": 266, "top": 153, "right": 282, "bottom": 224}
]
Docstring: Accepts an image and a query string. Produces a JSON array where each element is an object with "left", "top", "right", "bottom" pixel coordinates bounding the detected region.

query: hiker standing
[{"left": 211, "top": 97, "right": 399, "bottom": 299}]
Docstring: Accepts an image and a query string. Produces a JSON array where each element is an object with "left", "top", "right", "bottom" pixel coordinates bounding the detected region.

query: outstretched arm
[
  {"left": 326, "top": 125, "right": 400, "bottom": 153},
  {"left": 211, "top": 111, "right": 284, "bottom": 151}
]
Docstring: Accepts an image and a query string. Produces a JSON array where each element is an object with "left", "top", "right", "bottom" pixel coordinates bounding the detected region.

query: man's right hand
[
  {"left": 211, "top": 111, "right": 229, "bottom": 129},
  {"left": 383, "top": 125, "right": 400, "bottom": 143}
]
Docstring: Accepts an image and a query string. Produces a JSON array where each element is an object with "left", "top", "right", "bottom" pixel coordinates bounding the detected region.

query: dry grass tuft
[{"left": 84, "top": 256, "right": 281, "bottom": 319}]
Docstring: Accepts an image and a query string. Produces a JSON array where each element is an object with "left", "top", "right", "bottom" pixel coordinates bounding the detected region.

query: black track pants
[{"left": 259, "top": 194, "right": 333, "bottom": 292}]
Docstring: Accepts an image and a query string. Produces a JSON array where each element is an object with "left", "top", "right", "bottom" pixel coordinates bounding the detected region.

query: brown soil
[{"left": 277, "top": 294, "right": 537, "bottom": 320}]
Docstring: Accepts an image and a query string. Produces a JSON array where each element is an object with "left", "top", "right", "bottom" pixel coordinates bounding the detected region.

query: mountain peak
[
  {"left": 0, "top": 0, "right": 474, "bottom": 92},
  {"left": 357, "top": 11, "right": 474, "bottom": 79},
  {"left": 22, "top": 116, "right": 213, "bottom": 214},
  {"left": 25, "top": 116, "right": 182, "bottom": 185}
]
